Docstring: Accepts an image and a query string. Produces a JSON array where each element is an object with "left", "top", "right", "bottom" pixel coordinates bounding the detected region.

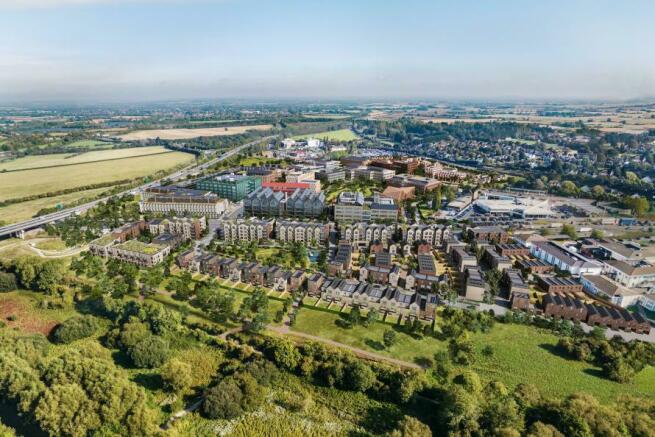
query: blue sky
[{"left": 0, "top": 0, "right": 653, "bottom": 102}]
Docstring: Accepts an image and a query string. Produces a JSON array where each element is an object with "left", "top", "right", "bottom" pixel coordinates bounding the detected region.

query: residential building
[
  {"left": 483, "top": 248, "right": 513, "bottom": 271},
  {"left": 370, "top": 157, "right": 420, "bottom": 174},
  {"left": 148, "top": 216, "right": 206, "bottom": 240},
  {"left": 328, "top": 241, "right": 353, "bottom": 277},
  {"left": 219, "top": 218, "right": 274, "bottom": 242},
  {"left": 451, "top": 247, "right": 478, "bottom": 273},
  {"left": 404, "top": 224, "right": 450, "bottom": 247},
  {"left": 511, "top": 291, "right": 531, "bottom": 311},
  {"left": 495, "top": 243, "right": 530, "bottom": 258},
  {"left": 536, "top": 276, "right": 583, "bottom": 294},
  {"left": 467, "top": 226, "right": 510, "bottom": 243},
  {"left": 340, "top": 222, "right": 395, "bottom": 247},
  {"left": 195, "top": 173, "right": 262, "bottom": 201},
  {"left": 107, "top": 240, "right": 170, "bottom": 267},
  {"left": 464, "top": 268, "right": 485, "bottom": 301},
  {"left": 381, "top": 186, "right": 415, "bottom": 202},
  {"left": 111, "top": 220, "right": 145, "bottom": 242},
  {"left": 140, "top": 186, "right": 228, "bottom": 218},
  {"left": 515, "top": 258, "right": 554, "bottom": 274},
  {"left": 244, "top": 187, "right": 325, "bottom": 218},
  {"left": 276, "top": 220, "right": 331, "bottom": 245}
]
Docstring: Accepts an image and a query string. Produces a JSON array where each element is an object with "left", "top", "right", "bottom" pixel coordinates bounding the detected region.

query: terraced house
[
  {"left": 340, "top": 222, "right": 395, "bottom": 248},
  {"left": 404, "top": 224, "right": 450, "bottom": 247}
]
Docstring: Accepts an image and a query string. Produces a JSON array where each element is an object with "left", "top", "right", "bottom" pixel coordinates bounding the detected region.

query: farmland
[
  {"left": 118, "top": 124, "right": 273, "bottom": 141},
  {"left": 293, "top": 128, "right": 360, "bottom": 141},
  {"left": 0, "top": 146, "right": 171, "bottom": 172},
  {"left": 0, "top": 148, "right": 194, "bottom": 202},
  {"left": 291, "top": 306, "right": 655, "bottom": 403}
]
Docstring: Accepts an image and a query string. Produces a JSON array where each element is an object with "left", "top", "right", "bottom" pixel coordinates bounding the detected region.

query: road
[{"left": 0, "top": 136, "right": 275, "bottom": 239}]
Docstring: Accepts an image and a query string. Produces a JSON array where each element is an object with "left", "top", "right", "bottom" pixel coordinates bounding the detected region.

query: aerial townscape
[{"left": 1, "top": 1, "right": 655, "bottom": 437}]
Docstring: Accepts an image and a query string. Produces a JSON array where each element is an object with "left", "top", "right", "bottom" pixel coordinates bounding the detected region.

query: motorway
[{"left": 0, "top": 136, "right": 274, "bottom": 239}]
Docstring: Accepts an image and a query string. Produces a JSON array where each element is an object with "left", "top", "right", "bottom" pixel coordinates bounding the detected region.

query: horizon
[{"left": 1, "top": 0, "right": 654, "bottom": 103}]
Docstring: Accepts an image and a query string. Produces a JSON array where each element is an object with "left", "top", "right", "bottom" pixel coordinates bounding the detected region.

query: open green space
[
  {"left": 0, "top": 149, "right": 194, "bottom": 201},
  {"left": 292, "top": 128, "right": 360, "bottom": 142},
  {"left": 291, "top": 306, "right": 655, "bottom": 403}
]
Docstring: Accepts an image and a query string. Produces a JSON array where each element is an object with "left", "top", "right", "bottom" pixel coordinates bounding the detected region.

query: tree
[
  {"left": 160, "top": 359, "right": 192, "bottom": 393},
  {"left": 562, "top": 224, "right": 578, "bottom": 240},
  {"left": 13, "top": 257, "right": 39, "bottom": 289},
  {"left": 383, "top": 329, "right": 397, "bottom": 348},
  {"left": 560, "top": 180, "right": 578, "bottom": 196},
  {"left": 624, "top": 196, "right": 650, "bottom": 217},
  {"left": 347, "top": 306, "right": 361, "bottom": 327},
  {"left": 141, "top": 268, "right": 163, "bottom": 296},
  {"left": 364, "top": 308, "right": 379, "bottom": 326},
  {"left": 34, "top": 383, "right": 100, "bottom": 437},
  {"left": 449, "top": 332, "right": 475, "bottom": 365},
  {"left": 34, "top": 259, "right": 66, "bottom": 294},
  {"left": 128, "top": 335, "right": 170, "bottom": 368},
  {"left": 0, "top": 272, "right": 17, "bottom": 292},
  {"left": 53, "top": 316, "right": 99, "bottom": 344},
  {"left": 389, "top": 416, "right": 432, "bottom": 437},
  {"left": 203, "top": 373, "right": 265, "bottom": 420},
  {"left": 344, "top": 360, "right": 376, "bottom": 392},
  {"left": 590, "top": 229, "right": 605, "bottom": 239}
]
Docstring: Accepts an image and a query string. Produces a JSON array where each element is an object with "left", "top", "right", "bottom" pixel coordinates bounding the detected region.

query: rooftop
[{"left": 115, "top": 240, "right": 166, "bottom": 255}]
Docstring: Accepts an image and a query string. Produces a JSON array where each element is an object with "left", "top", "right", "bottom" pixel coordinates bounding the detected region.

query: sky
[{"left": 0, "top": 0, "right": 653, "bottom": 103}]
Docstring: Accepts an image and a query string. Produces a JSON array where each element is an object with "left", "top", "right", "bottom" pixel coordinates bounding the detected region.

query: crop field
[
  {"left": 0, "top": 187, "right": 111, "bottom": 224},
  {"left": 0, "top": 146, "right": 171, "bottom": 171},
  {"left": 118, "top": 124, "right": 273, "bottom": 141},
  {"left": 293, "top": 128, "right": 360, "bottom": 141},
  {"left": 0, "top": 149, "right": 194, "bottom": 201},
  {"left": 291, "top": 307, "right": 655, "bottom": 402}
]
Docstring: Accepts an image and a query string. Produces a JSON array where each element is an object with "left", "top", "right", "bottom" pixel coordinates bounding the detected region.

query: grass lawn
[
  {"left": 63, "top": 139, "right": 112, "bottom": 149},
  {"left": 0, "top": 149, "right": 194, "bottom": 201},
  {"left": 0, "top": 290, "right": 78, "bottom": 336},
  {"left": 291, "top": 307, "right": 655, "bottom": 403},
  {"left": 293, "top": 129, "right": 359, "bottom": 142},
  {"left": 33, "top": 238, "right": 68, "bottom": 251}
]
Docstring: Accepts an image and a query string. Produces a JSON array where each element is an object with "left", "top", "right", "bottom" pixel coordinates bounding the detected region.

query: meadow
[
  {"left": 0, "top": 149, "right": 194, "bottom": 202},
  {"left": 291, "top": 306, "right": 655, "bottom": 403},
  {"left": 118, "top": 124, "right": 273, "bottom": 141},
  {"left": 293, "top": 128, "right": 360, "bottom": 141}
]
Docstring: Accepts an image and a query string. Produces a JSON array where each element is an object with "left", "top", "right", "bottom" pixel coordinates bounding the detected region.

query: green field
[
  {"left": 293, "top": 128, "right": 360, "bottom": 141},
  {"left": 0, "top": 149, "right": 194, "bottom": 201},
  {"left": 291, "top": 307, "right": 655, "bottom": 402},
  {"left": 0, "top": 187, "right": 111, "bottom": 223}
]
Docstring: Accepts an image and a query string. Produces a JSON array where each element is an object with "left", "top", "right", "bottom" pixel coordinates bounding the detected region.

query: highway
[{"left": 0, "top": 136, "right": 274, "bottom": 239}]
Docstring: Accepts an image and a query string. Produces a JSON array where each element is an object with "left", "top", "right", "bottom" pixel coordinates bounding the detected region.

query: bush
[
  {"left": 53, "top": 316, "right": 99, "bottom": 344},
  {"left": 128, "top": 335, "right": 170, "bottom": 368},
  {"left": 203, "top": 373, "right": 265, "bottom": 420}
]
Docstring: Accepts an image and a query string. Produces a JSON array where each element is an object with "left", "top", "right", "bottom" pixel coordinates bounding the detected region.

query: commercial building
[
  {"left": 140, "top": 187, "right": 228, "bottom": 218},
  {"left": 531, "top": 241, "right": 603, "bottom": 276},
  {"left": 334, "top": 192, "right": 398, "bottom": 223},
  {"left": 276, "top": 220, "right": 331, "bottom": 245},
  {"left": 472, "top": 192, "right": 553, "bottom": 219},
  {"left": 580, "top": 274, "right": 645, "bottom": 308},
  {"left": 317, "top": 168, "right": 346, "bottom": 183},
  {"left": 389, "top": 174, "right": 440, "bottom": 192},
  {"left": 604, "top": 260, "right": 655, "bottom": 288},
  {"left": 381, "top": 186, "right": 415, "bottom": 202},
  {"left": 195, "top": 173, "right": 262, "bottom": 201},
  {"left": 370, "top": 157, "right": 420, "bottom": 174},
  {"left": 353, "top": 166, "right": 395, "bottom": 182},
  {"left": 219, "top": 218, "right": 274, "bottom": 242}
]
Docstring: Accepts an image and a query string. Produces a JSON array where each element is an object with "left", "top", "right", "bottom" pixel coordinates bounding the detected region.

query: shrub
[{"left": 53, "top": 316, "right": 99, "bottom": 344}]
